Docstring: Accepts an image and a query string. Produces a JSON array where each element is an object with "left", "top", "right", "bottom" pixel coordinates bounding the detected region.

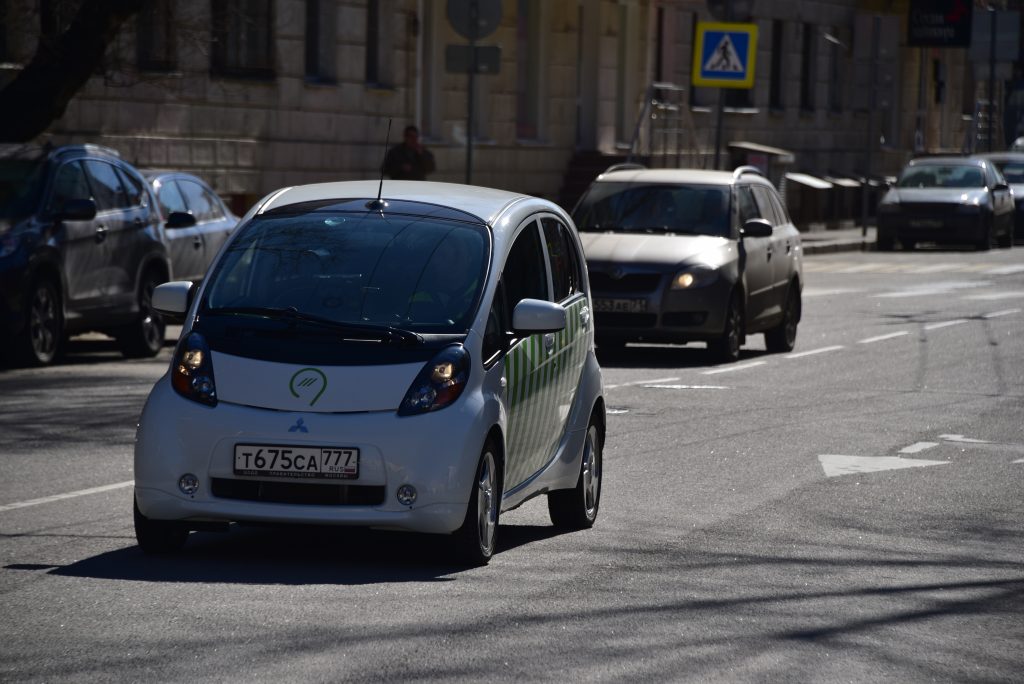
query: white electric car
[{"left": 135, "top": 181, "right": 605, "bottom": 565}]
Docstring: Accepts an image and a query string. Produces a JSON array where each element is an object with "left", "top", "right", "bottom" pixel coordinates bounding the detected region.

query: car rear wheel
[
  {"left": 134, "top": 496, "right": 189, "bottom": 554},
  {"left": 117, "top": 271, "right": 166, "bottom": 358},
  {"left": 708, "top": 292, "right": 742, "bottom": 363},
  {"left": 765, "top": 286, "right": 800, "bottom": 353},
  {"left": 548, "top": 416, "right": 602, "bottom": 529},
  {"left": 12, "top": 277, "right": 64, "bottom": 366},
  {"left": 453, "top": 443, "right": 500, "bottom": 566}
]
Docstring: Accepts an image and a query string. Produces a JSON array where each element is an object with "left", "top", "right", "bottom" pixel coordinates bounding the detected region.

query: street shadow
[
  {"left": 45, "top": 522, "right": 571, "bottom": 585},
  {"left": 596, "top": 343, "right": 767, "bottom": 370}
]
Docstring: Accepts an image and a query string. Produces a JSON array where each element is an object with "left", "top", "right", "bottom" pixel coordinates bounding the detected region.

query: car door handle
[
  {"left": 543, "top": 333, "right": 555, "bottom": 354},
  {"left": 133, "top": 217, "right": 144, "bottom": 227},
  {"left": 192, "top": 238, "right": 202, "bottom": 249},
  {"left": 94, "top": 225, "right": 108, "bottom": 243}
]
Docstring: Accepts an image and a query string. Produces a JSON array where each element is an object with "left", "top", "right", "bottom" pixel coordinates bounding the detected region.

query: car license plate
[
  {"left": 593, "top": 298, "right": 647, "bottom": 313},
  {"left": 233, "top": 444, "right": 359, "bottom": 479},
  {"left": 909, "top": 219, "right": 943, "bottom": 228}
]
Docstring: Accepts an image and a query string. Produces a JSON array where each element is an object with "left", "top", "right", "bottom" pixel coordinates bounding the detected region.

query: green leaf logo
[{"left": 289, "top": 368, "right": 327, "bottom": 406}]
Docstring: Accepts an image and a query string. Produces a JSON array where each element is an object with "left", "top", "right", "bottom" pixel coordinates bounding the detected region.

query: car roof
[
  {"left": 257, "top": 180, "right": 538, "bottom": 227},
  {"left": 591, "top": 167, "right": 771, "bottom": 187},
  {"left": 142, "top": 170, "right": 210, "bottom": 183},
  {"left": 907, "top": 156, "right": 986, "bottom": 167},
  {"left": 972, "top": 152, "right": 1024, "bottom": 161},
  {"left": 0, "top": 143, "right": 121, "bottom": 163}
]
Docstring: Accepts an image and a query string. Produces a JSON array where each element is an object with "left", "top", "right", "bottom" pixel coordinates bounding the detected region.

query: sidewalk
[{"left": 800, "top": 226, "right": 876, "bottom": 255}]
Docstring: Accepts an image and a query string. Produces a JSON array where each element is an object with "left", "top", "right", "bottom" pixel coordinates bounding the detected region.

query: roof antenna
[{"left": 366, "top": 118, "right": 392, "bottom": 212}]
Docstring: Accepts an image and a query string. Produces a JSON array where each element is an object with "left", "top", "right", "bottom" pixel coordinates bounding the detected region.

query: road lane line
[
  {"left": 923, "top": 319, "right": 968, "bottom": 331},
  {"left": 604, "top": 376, "right": 679, "bottom": 390},
  {"left": 0, "top": 481, "right": 133, "bottom": 514},
  {"left": 985, "top": 265, "right": 1024, "bottom": 275},
  {"left": 785, "top": 345, "right": 844, "bottom": 359},
  {"left": 858, "top": 331, "right": 910, "bottom": 344},
  {"left": 900, "top": 442, "right": 939, "bottom": 454},
  {"left": 643, "top": 384, "right": 728, "bottom": 390},
  {"left": 982, "top": 308, "right": 1021, "bottom": 319},
  {"left": 702, "top": 361, "right": 766, "bottom": 375}
]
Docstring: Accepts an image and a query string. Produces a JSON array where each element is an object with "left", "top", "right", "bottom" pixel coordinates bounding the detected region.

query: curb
[{"left": 802, "top": 239, "right": 875, "bottom": 255}]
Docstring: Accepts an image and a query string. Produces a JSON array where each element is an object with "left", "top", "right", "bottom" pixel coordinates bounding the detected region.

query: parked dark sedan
[
  {"left": 972, "top": 152, "right": 1024, "bottom": 243},
  {"left": 0, "top": 144, "right": 170, "bottom": 366},
  {"left": 144, "top": 171, "right": 238, "bottom": 282},
  {"left": 877, "top": 157, "right": 1014, "bottom": 251}
]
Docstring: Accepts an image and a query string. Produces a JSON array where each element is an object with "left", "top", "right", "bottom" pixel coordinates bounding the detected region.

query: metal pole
[
  {"left": 465, "top": 0, "right": 477, "bottom": 184},
  {"left": 712, "top": 0, "right": 732, "bottom": 170},
  {"left": 988, "top": 6, "right": 996, "bottom": 152},
  {"left": 861, "top": 15, "right": 880, "bottom": 238}
]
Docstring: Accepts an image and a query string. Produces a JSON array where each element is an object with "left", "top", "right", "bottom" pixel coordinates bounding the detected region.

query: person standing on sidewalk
[{"left": 383, "top": 125, "right": 436, "bottom": 180}]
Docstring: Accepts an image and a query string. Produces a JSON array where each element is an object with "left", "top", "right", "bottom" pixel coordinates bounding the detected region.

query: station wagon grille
[
  {"left": 211, "top": 478, "right": 385, "bottom": 506},
  {"left": 589, "top": 272, "right": 662, "bottom": 294}
]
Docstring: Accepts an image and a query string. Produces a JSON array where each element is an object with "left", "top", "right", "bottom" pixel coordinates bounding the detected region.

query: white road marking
[
  {"left": 785, "top": 345, "right": 844, "bottom": 359},
  {"left": 923, "top": 319, "right": 968, "bottom": 331},
  {"left": 606, "top": 408, "right": 630, "bottom": 415},
  {"left": 1013, "top": 459, "right": 1024, "bottom": 464},
  {"left": 910, "top": 263, "right": 959, "bottom": 274},
  {"left": 837, "top": 264, "right": 885, "bottom": 273},
  {"left": 0, "top": 481, "right": 133, "bottom": 514},
  {"left": 982, "top": 308, "right": 1021, "bottom": 319},
  {"left": 858, "top": 331, "right": 911, "bottom": 344},
  {"left": 802, "top": 287, "right": 865, "bottom": 298},
  {"left": 939, "top": 434, "right": 992, "bottom": 444},
  {"left": 964, "top": 291, "right": 1024, "bottom": 301},
  {"left": 875, "top": 281, "right": 991, "bottom": 298},
  {"left": 818, "top": 455, "right": 948, "bottom": 478},
  {"left": 604, "top": 376, "right": 679, "bottom": 390},
  {"left": 702, "top": 361, "right": 767, "bottom": 375},
  {"left": 900, "top": 441, "right": 939, "bottom": 454},
  {"left": 644, "top": 384, "right": 728, "bottom": 390},
  {"left": 985, "top": 264, "right": 1024, "bottom": 275}
]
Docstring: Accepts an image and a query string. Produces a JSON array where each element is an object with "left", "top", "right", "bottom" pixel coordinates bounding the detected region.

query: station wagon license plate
[
  {"left": 909, "top": 219, "right": 943, "bottom": 228},
  {"left": 233, "top": 444, "right": 359, "bottom": 479},
  {"left": 593, "top": 298, "right": 648, "bottom": 313}
]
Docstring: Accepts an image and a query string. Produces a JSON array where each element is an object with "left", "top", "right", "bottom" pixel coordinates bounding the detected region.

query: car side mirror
[
  {"left": 741, "top": 218, "right": 773, "bottom": 238},
  {"left": 60, "top": 198, "right": 97, "bottom": 222},
  {"left": 166, "top": 211, "right": 197, "bottom": 229},
  {"left": 152, "top": 281, "right": 195, "bottom": 319},
  {"left": 512, "top": 298, "right": 566, "bottom": 334},
  {"left": 993, "top": 182, "right": 1009, "bottom": 191}
]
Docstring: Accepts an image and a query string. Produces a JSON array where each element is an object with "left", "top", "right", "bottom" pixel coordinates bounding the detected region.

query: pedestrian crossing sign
[{"left": 692, "top": 22, "right": 758, "bottom": 89}]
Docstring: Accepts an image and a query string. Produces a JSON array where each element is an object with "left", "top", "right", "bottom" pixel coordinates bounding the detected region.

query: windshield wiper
[{"left": 207, "top": 306, "right": 423, "bottom": 345}]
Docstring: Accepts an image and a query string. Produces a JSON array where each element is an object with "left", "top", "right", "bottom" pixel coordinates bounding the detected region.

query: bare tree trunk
[{"left": 0, "top": 0, "right": 143, "bottom": 143}]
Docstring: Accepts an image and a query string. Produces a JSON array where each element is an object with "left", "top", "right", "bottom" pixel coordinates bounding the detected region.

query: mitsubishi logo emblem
[{"left": 288, "top": 418, "right": 309, "bottom": 433}]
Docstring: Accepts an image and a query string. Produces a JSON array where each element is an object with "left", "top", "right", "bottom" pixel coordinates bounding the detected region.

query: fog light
[
  {"left": 178, "top": 473, "right": 200, "bottom": 496},
  {"left": 396, "top": 484, "right": 417, "bottom": 506}
]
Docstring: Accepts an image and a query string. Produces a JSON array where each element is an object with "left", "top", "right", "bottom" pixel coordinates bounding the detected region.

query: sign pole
[{"left": 465, "top": 0, "right": 478, "bottom": 184}]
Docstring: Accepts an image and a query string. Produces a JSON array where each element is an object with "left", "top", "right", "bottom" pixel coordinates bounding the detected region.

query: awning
[
  {"left": 825, "top": 177, "right": 861, "bottom": 188},
  {"left": 785, "top": 172, "right": 832, "bottom": 189},
  {"left": 728, "top": 141, "right": 796, "bottom": 164}
]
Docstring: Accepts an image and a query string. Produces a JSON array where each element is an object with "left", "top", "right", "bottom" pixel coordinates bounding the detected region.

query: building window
[
  {"left": 826, "top": 28, "right": 841, "bottom": 113},
  {"left": 305, "top": 0, "right": 335, "bottom": 82},
  {"left": 211, "top": 0, "right": 274, "bottom": 79},
  {"left": 799, "top": 22, "right": 815, "bottom": 112},
  {"left": 137, "top": 0, "right": 176, "bottom": 72},
  {"left": 769, "top": 20, "right": 784, "bottom": 110},
  {"left": 365, "top": 0, "right": 393, "bottom": 87},
  {"left": 516, "top": 0, "right": 542, "bottom": 140},
  {"left": 0, "top": 1, "right": 8, "bottom": 62}
]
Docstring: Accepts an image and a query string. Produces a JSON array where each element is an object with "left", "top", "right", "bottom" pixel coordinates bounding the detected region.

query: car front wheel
[
  {"left": 11, "top": 277, "right": 64, "bottom": 366},
  {"left": 453, "top": 443, "right": 500, "bottom": 566},
  {"left": 117, "top": 271, "right": 166, "bottom": 358},
  {"left": 765, "top": 286, "right": 800, "bottom": 353},
  {"left": 134, "top": 496, "right": 189, "bottom": 554},
  {"left": 709, "top": 292, "right": 742, "bottom": 362}
]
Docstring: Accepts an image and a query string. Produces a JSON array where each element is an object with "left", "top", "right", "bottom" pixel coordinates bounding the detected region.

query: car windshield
[
  {"left": 991, "top": 160, "right": 1024, "bottom": 183},
  {"left": 897, "top": 165, "right": 985, "bottom": 188},
  {"left": 203, "top": 208, "right": 489, "bottom": 334},
  {"left": 574, "top": 182, "right": 730, "bottom": 237},
  {"left": 0, "top": 158, "right": 48, "bottom": 221}
]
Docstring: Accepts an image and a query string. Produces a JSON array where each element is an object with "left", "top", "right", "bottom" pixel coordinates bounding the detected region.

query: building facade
[{"left": 0, "top": 0, "right": 991, "bottom": 216}]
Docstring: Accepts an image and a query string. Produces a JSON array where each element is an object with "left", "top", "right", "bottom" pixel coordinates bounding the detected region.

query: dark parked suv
[{"left": 0, "top": 144, "right": 170, "bottom": 366}]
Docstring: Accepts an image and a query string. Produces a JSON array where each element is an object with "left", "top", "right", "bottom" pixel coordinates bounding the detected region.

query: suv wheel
[
  {"left": 117, "top": 271, "right": 166, "bottom": 358},
  {"left": 709, "top": 292, "right": 742, "bottom": 363},
  {"left": 13, "top": 277, "right": 64, "bottom": 366}
]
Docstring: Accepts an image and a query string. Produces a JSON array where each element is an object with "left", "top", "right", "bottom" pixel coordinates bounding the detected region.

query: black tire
[
  {"left": 876, "top": 233, "right": 895, "bottom": 252},
  {"left": 708, "top": 292, "right": 742, "bottom": 363},
  {"left": 765, "top": 285, "right": 800, "bottom": 353},
  {"left": 12, "top": 277, "right": 64, "bottom": 366},
  {"left": 977, "top": 217, "right": 992, "bottom": 251},
  {"left": 452, "top": 442, "right": 500, "bottom": 566},
  {"left": 134, "top": 496, "right": 189, "bottom": 554},
  {"left": 117, "top": 271, "right": 166, "bottom": 358},
  {"left": 548, "top": 416, "right": 602, "bottom": 530}
]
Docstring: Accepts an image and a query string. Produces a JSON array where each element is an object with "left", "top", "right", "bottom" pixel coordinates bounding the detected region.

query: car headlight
[
  {"left": 670, "top": 266, "right": 718, "bottom": 290},
  {"left": 398, "top": 344, "right": 470, "bottom": 416},
  {"left": 171, "top": 332, "right": 218, "bottom": 406}
]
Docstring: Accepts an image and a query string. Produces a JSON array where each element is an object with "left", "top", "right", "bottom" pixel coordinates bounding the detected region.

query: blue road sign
[{"left": 692, "top": 22, "right": 758, "bottom": 89}]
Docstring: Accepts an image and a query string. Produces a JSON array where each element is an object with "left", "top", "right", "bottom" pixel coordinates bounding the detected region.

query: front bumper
[
  {"left": 134, "top": 377, "right": 489, "bottom": 534},
  {"left": 877, "top": 210, "right": 987, "bottom": 244}
]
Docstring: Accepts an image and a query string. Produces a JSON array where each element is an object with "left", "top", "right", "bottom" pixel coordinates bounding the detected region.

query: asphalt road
[{"left": 1, "top": 246, "right": 1022, "bottom": 682}]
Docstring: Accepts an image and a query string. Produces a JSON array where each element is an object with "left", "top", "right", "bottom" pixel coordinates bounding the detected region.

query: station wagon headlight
[
  {"left": 171, "top": 332, "right": 218, "bottom": 406},
  {"left": 671, "top": 266, "right": 718, "bottom": 290},
  {"left": 398, "top": 345, "right": 470, "bottom": 416}
]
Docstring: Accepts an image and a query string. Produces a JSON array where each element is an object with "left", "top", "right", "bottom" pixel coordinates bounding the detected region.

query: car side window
[
  {"left": 767, "top": 189, "right": 791, "bottom": 225},
  {"left": 751, "top": 186, "right": 780, "bottom": 225},
  {"left": 179, "top": 180, "right": 223, "bottom": 222},
  {"left": 541, "top": 217, "right": 579, "bottom": 302},
  {"left": 116, "top": 167, "right": 146, "bottom": 207},
  {"left": 157, "top": 181, "right": 189, "bottom": 219},
  {"left": 503, "top": 221, "right": 549, "bottom": 308},
  {"left": 47, "top": 161, "right": 91, "bottom": 214},
  {"left": 482, "top": 279, "right": 509, "bottom": 365},
  {"left": 83, "top": 160, "right": 128, "bottom": 211},
  {"left": 736, "top": 186, "right": 762, "bottom": 224}
]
